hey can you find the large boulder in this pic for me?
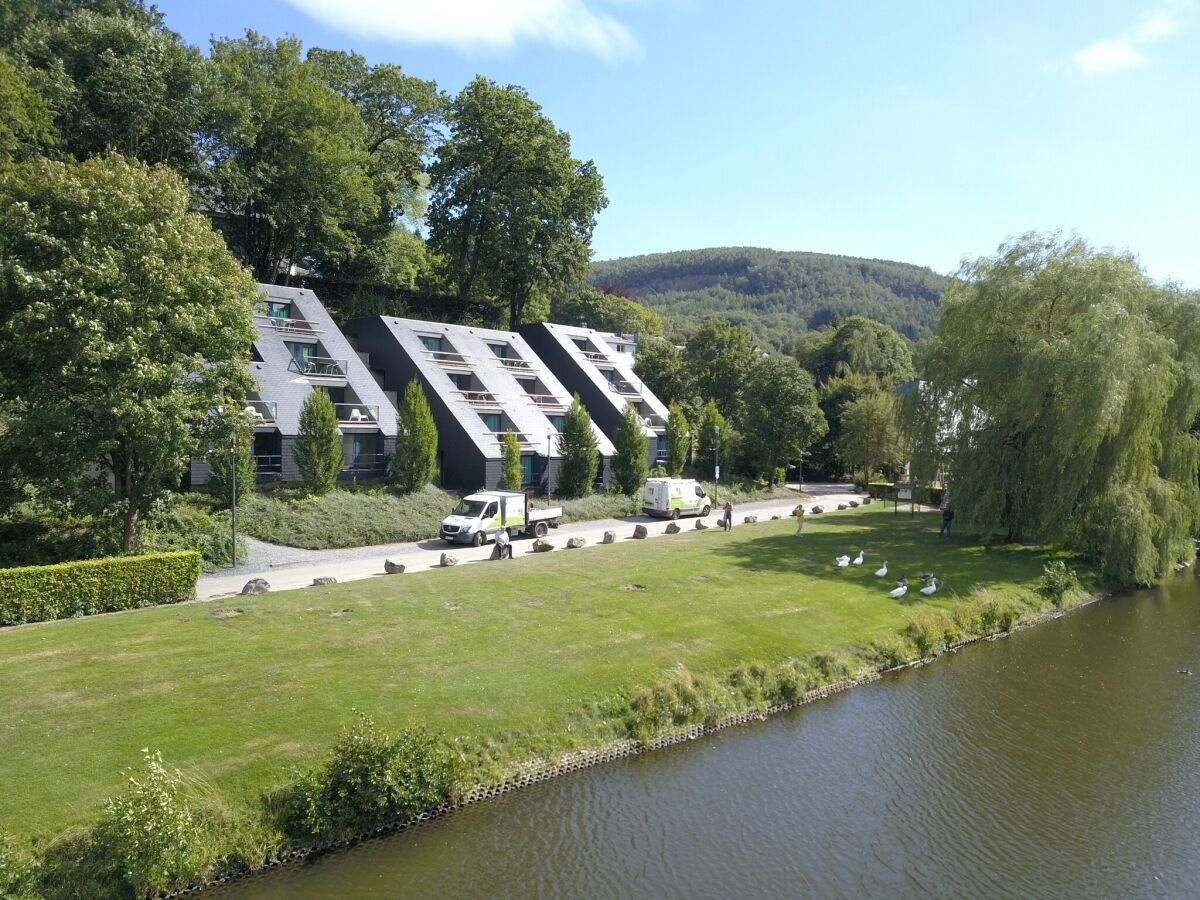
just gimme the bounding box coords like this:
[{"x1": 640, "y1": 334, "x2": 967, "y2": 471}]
[
  {"x1": 665, "y1": 522, "x2": 682, "y2": 534},
  {"x1": 632, "y1": 524, "x2": 649, "y2": 539},
  {"x1": 602, "y1": 530, "x2": 617, "y2": 544},
  {"x1": 440, "y1": 553, "x2": 458, "y2": 567},
  {"x1": 566, "y1": 536, "x2": 586, "y2": 549},
  {"x1": 695, "y1": 519, "x2": 710, "y2": 530},
  {"x1": 312, "y1": 576, "x2": 337, "y2": 586},
  {"x1": 849, "y1": 500, "x2": 860, "y2": 508},
  {"x1": 811, "y1": 506, "x2": 824, "y2": 514},
  {"x1": 532, "y1": 538, "x2": 554, "y2": 553},
  {"x1": 383, "y1": 559, "x2": 405, "y2": 575},
  {"x1": 771, "y1": 515, "x2": 781, "y2": 520},
  {"x1": 240, "y1": 578, "x2": 270, "y2": 595},
  {"x1": 861, "y1": 496, "x2": 873, "y2": 505},
  {"x1": 837, "y1": 503, "x2": 848, "y2": 511},
  {"x1": 743, "y1": 515, "x2": 758, "y2": 524}
]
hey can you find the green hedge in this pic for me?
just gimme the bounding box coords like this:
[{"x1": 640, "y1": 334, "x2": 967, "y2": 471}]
[{"x1": 0, "y1": 552, "x2": 201, "y2": 626}]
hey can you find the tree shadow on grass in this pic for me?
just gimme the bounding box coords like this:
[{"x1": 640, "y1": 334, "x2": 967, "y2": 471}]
[{"x1": 710, "y1": 509, "x2": 1052, "y2": 600}]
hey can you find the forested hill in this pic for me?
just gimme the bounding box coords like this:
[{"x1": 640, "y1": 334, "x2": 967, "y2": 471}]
[{"x1": 590, "y1": 247, "x2": 948, "y2": 343}]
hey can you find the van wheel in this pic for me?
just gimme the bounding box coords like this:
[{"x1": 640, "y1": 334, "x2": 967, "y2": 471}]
[
  {"x1": 472, "y1": 532, "x2": 485, "y2": 548},
  {"x1": 534, "y1": 522, "x2": 548, "y2": 537},
  {"x1": 701, "y1": 505, "x2": 711, "y2": 517},
  {"x1": 671, "y1": 508, "x2": 680, "y2": 520}
]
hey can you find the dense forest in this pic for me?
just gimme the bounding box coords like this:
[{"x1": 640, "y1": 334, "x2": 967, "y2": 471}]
[{"x1": 591, "y1": 247, "x2": 948, "y2": 344}]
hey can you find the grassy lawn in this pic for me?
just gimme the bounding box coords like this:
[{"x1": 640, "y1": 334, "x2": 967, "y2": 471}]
[{"x1": 0, "y1": 506, "x2": 1065, "y2": 840}]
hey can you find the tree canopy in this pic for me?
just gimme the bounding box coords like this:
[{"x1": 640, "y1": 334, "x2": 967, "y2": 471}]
[
  {"x1": 556, "y1": 395, "x2": 599, "y2": 497},
  {"x1": 737, "y1": 355, "x2": 827, "y2": 484},
  {"x1": 612, "y1": 402, "x2": 649, "y2": 496}
]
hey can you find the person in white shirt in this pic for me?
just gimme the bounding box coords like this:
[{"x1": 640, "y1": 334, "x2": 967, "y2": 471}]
[{"x1": 494, "y1": 527, "x2": 512, "y2": 559}]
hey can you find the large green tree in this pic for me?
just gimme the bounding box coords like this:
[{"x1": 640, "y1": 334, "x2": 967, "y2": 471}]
[
  {"x1": 738, "y1": 355, "x2": 827, "y2": 485},
  {"x1": 14, "y1": 10, "x2": 208, "y2": 172},
  {"x1": 428, "y1": 76, "x2": 607, "y2": 326},
  {"x1": 696, "y1": 400, "x2": 733, "y2": 479},
  {"x1": 633, "y1": 336, "x2": 693, "y2": 411},
  {"x1": 911, "y1": 233, "x2": 1200, "y2": 585},
  {"x1": 392, "y1": 378, "x2": 439, "y2": 493},
  {"x1": 556, "y1": 395, "x2": 598, "y2": 498},
  {"x1": 664, "y1": 402, "x2": 691, "y2": 476},
  {"x1": 685, "y1": 319, "x2": 756, "y2": 420},
  {"x1": 837, "y1": 389, "x2": 905, "y2": 483},
  {"x1": 0, "y1": 153, "x2": 257, "y2": 550},
  {"x1": 612, "y1": 402, "x2": 649, "y2": 496},
  {"x1": 201, "y1": 32, "x2": 377, "y2": 283},
  {"x1": 0, "y1": 55, "x2": 54, "y2": 162},
  {"x1": 500, "y1": 430, "x2": 522, "y2": 491},
  {"x1": 551, "y1": 285, "x2": 664, "y2": 336},
  {"x1": 797, "y1": 316, "x2": 914, "y2": 386},
  {"x1": 294, "y1": 391, "x2": 343, "y2": 495}
]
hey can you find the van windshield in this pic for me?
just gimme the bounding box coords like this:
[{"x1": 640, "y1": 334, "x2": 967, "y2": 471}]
[{"x1": 453, "y1": 499, "x2": 488, "y2": 517}]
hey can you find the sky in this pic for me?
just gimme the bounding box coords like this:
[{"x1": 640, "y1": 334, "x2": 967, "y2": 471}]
[{"x1": 157, "y1": 0, "x2": 1199, "y2": 285}]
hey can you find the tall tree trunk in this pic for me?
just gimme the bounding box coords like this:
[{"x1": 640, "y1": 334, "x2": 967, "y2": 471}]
[{"x1": 122, "y1": 506, "x2": 139, "y2": 553}]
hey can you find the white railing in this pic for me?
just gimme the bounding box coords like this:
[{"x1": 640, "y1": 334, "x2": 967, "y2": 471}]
[
  {"x1": 497, "y1": 357, "x2": 533, "y2": 371},
  {"x1": 334, "y1": 403, "x2": 378, "y2": 424},
  {"x1": 490, "y1": 432, "x2": 537, "y2": 448},
  {"x1": 457, "y1": 390, "x2": 499, "y2": 406},
  {"x1": 423, "y1": 349, "x2": 471, "y2": 367},
  {"x1": 254, "y1": 313, "x2": 323, "y2": 336},
  {"x1": 582, "y1": 350, "x2": 610, "y2": 363},
  {"x1": 291, "y1": 357, "x2": 348, "y2": 378},
  {"x1": 527, "y1": 393, "x2": 566, "y2": 409},
  {"x1": 607, "y1": 378, "x2": 640, "y2": 396},
  {"x1": 243, "y1": 400, "x2": 277, "y2": 422}
]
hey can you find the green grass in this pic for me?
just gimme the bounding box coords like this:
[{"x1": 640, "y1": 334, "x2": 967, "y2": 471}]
[{"x1": 0, "y1": 506, "x2": 1077, "y2": 840}]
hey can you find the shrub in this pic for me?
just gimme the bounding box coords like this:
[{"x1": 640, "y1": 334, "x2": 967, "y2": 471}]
[
  {"x1": 771, "y1": 659, "x2": 820, "y2": 703},
  {"x1": 295, "y1": 391, "x2": 343, "y2": 495},
  {"x1": 612, "y1": 402, "x2": 649, "y2": 496},
  {"x1": 0, "y1": 551, "x2": 200, "y2": 626},
  {"x1": 206, "y1": 429, "x2": 256, "y2": 510},
  {"x1": 140, "y1": 498, "x2": 242, "y2": 570},
  {"x1": 500, "y1": 430, "x2": 523, "y2": 492},
  {"x1": 626, "y1": 666, "x2": 732, "y2": 743},
  {"x1": 774, "y1": 466, "x2": 788, "y2": 487},
  {"x1": 557, "y1": 395, "x2": 599, "y2": 498},
  {"x1": 969, "y1": 588, "x2": 1022, "y2": 634},
  {"x1": 291, "y1": 713, "x2": 461, "y2": 839},
  {"x1": 1038, "y1": 559, "x2": 1080, "y2": 608},
  {"x1": 867, "y1": 634, "x2": 917, "y2": 669},
  {"x1": 0, "y1": 830, "x2": 37, "y2": 900}
]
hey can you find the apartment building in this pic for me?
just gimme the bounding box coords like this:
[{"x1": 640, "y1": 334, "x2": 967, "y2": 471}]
[
  {"x1": 343, "y1": 317, "x2": 615, "y2": 493},
  {"x1": 519, "y1": 323, "x2": 669, "y2": 467}
]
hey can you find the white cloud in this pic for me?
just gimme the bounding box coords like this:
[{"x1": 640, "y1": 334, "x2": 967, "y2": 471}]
[
  {"x1": 282, "y1": 0, "x2": 640, "y2": 59},
  {"x1": 1073, "y1": 6, "x2": 1185, "y2": 76}
]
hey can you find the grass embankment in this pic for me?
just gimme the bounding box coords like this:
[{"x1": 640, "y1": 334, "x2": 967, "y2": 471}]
[
  {"x1": 0, "y1": 506, "x2": 1085, "y2": 844},
  {"x1": 238, "y1": 480, "x2": 795, "y2": 549}
]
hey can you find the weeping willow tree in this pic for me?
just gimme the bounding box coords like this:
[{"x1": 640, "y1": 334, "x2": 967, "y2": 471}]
[{"x1": 906, "y1": 233, "x2": 1200, "y2": 586}]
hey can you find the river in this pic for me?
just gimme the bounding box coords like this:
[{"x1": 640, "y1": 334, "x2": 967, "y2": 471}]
[{"x1": 219, "y1": 574, "x2": 1200, "y2": 899}]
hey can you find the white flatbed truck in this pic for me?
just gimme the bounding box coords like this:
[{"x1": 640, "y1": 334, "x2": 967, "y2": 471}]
[{"x1": 440, "y1": 490, "x2": 563, "y2": 546}]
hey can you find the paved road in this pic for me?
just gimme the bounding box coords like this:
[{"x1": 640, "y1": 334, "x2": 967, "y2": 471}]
[{"x1": 198, "y1": 484, "x2": 867, "y2": 600}]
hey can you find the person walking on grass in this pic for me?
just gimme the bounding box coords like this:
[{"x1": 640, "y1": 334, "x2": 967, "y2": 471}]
[
  {"x1": 940, "y1": 506, "x2": 954, "y2": 539},
  {"x1": 722, "y1": 500, "x2": 733, "y2": 532},
  {"x1": 794, "y1": 503, "x2": 806, "y2": 537}
]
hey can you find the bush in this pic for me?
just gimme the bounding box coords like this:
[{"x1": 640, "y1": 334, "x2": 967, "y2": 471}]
[
  {"x1": 291, "y1": 713, "x2": 461, "y2": 839},
  {"x1": 1038, "y1": 559, "x2": 1080, "y2": 608},
  {"x1": 206, "y1": 431, "x2": 256, "y2": 510},
  {"x1": 626, "y1": 666, "x2": 733, "y2": 743},
  {"x1": 294, "y1": 391, "x2": 343, "y2": 496},
  {"x1": 904, "y1": 608, "x2": 960, "y2": 658},
  {"x1": 0, "y1": 551, "x2": 200, "y2": 626},
  {"x1": 0, "y1": 830, "x2": 37, "y2": 900},
  {"x1": 140, "y1": 499, "x2": 243, "y2": 570}
]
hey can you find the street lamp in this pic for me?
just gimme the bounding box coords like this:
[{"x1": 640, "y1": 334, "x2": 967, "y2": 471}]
[
  {"x1": 547, "y1": 433, "x2": 553, "y2": 501},
  {"x1": 215, "y1": 405, "x2": 239, "y2": 568}
]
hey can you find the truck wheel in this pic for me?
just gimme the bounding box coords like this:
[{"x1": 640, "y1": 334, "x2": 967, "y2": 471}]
[
  {"x1": 472, "y1": 531, "x2": 485, "y2": 548},
  {"x1": 534, "y1": 522, "x2": 548, "y2": 537},
  {"x1": 671, "y1": 508, "x2": 680, "y2": 520},
  {"x1": 701, "y1": 504, "x2": 711, "y2": 517}
]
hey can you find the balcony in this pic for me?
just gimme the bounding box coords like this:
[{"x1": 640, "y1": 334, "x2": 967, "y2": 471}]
[
  {"x1": 243, "y1": 400, "x2": 277, "y2": 424},
  {"x1": 496, "y1": 356, "x2": 533, "y2": 371},
  {"x1": 334, "y1": 403, "x2": 379, "y2": 426},
  {"x1": 423, "y1": 349, "x2": 471, "y2": 370},
  {"x1": 345, "y1": 453, "x2": 387, "y2": 471},
  {"x1": 254, "y1": 314, "x2": 323, "y2": 342},
  {"x1": 290, "y1": 356, "x2": 349, "y2": 382},
  {"x1": 491, "y1": 432, "x2": 537, "y2": 448},
  {"x1": 527, "y1": 393, "x2": 566, "y2": 409},
  {"x1": 457, "y1": 389, "x2": 500, "y2": 407},
  {"x1": 252, "y1": 454, "x2": 283, "y2": 474},
  {"x1": 582, "y1": 350, "x2": 610, "y2": 363},
  {"x1": 641, "y1": 413, "x2": 667, "y2": 429},
  {"x1": 607, "y1": 378, "x2": 641, "y2": 397}
]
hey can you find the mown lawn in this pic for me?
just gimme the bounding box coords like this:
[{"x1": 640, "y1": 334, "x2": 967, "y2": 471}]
[{"x1": 0, "y1": 506, "x2": 1065, "y2": 839}]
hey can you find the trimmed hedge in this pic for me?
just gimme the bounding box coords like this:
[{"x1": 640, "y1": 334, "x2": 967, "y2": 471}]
[{"x1": 0, "y1": 552, "x2": 201, "y2": 626}]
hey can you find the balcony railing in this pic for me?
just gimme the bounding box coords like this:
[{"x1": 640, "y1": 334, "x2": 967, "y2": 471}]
[
  {"x1": 252, "y1": 454, "x2": 283, "y2": 474},
  {"x1": 254, "y1": 313, "x2": 323, "y2": 336},
  {"x1": 607, "y1": 379, "x2": 641, "y2": 397},
  {"x1": 641, "y1": 414, "x2": 667, "y2": 429},
  {"x1": 423, "y1": 349, "x2": 470, "y2": 368},
  {"x1": 457, "y1": 390, "x2": 499, "y2": 406},
  {"x1": 290, "y1": 356, "x2": 348, "y2": 378},
  {"x1": 334, "y1": 403, "x2": 378, "y2": 424},
  {"x1": 490, "y1": 432, "x2": 537, "y2": 448},
  {"x1": 582, "y1": 350, "x2": 610, "y2": 363},
  {"x1": 527, "y1": 393, "x2": 566, "y2": 409},
  {"x1": 243, "y1": 400, "x2": 277, "y2": 423},
  {"x1": 345, "y1": 453, "x2": 387, "y2": 470},
  {"x1": 496, "y1": 357, "x2": 533, "y2": 371}
]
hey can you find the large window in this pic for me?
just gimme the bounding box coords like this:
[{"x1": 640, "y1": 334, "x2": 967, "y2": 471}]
[
  {"x1": 656, "y1": 435, "x2": 668, "y2": 459},
  {"x1": 352, "y1": 432, "x2": 379, "y2": 467},
  {"x1": 479, "y1": 412, "x2": 502, "y2": 432},
  {"x1": 548, "y1": 415, "x2": 565, "y2": 433},
  {"x1": 287, "y1": 343, "x2": 314, "y2": 369},
  {"x1": 520, "y1": 454, "x2": 534, "y2": 485},
  {"x1": 420, "y1": 335, "x2": 443, "y2": 352},
  {"x1": 487, "y1": 343, "x2": 506, "y2": 358},
  {"x1": 598, "y1": 368, "x2": 615, "y2": 383}
]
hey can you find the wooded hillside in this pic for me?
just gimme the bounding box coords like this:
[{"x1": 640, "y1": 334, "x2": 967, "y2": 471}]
[{"x1": 591, "y1": 247, "x2": 947, "y2": 343}]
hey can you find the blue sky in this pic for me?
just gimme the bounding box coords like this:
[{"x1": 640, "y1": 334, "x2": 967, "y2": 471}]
[{"x1": 158, "y1": 0, "x2": 1199, "y2": 284}]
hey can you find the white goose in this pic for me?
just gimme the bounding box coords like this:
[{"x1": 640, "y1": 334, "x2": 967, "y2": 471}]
[
  {"x1": 874, "y1": 561, "x2": 888, "y2": 578},
  {"x1": 920, "y1": 578, "x2": 942, "y2": 596},
  {"x1": 852, "y1": 550, "x2": 865, "y2": 567},
  {"x1": 889, "y1": 583, "x2": 908, "y2": 599},
  {"x1": 835, "y1": 555, "x2": 851, "y2": 568}
]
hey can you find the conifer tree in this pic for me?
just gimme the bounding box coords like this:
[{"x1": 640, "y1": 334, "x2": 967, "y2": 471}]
[
  {"x1": 665, "y1": 402, "x2": 691, "y2": 476},
  {"x1": 500, "y1": 430, "x2": 523, "y2": 491},
  {"x1": 295, "y1": 391, "x2": 343, "y2": 495},
  {"x1": 392, "y1": 378, "x2": 439, "y2": 493},
  {"x1": 612, "y1": 402, "x2": 649, "y2": 495},
  {"x1": 556, "y1": 394, "x2": 598, "y2": 498}
]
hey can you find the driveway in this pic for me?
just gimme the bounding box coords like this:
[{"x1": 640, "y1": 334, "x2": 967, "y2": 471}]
[{"x1": 197, "y1": 483, "x2": 867, "y2": 600}]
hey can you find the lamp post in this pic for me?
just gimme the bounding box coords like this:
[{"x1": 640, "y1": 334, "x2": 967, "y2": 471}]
[
  {"x1": 547, "y1": 433, "x2": 553, "y2": 501},
  {"x1": 711, "y1": 426, "x2": 721, "y2": 504},
  {"x1": 230, "y1": 427, "x2": 238, "y2": 568}
]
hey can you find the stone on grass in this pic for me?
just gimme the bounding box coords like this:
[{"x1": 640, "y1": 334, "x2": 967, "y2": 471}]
[
  {"x1": 440, "y1": 553, "x2": 458, "y2": 567},
  {"x1": 771, "y1": 515, "x2": 781, "y2": 520},
  {"x1": 849, "y1": 500, "x2": 860, "y2": 508},
  {"x1": 837, "y1": 503, "x2": 848, "y2": 511},
  {"x1": 695, "y1": 519, "x2": 710, "y2": 530},
  {"x1": 743, "y1": 515, "x2": 758, "y2": 524},
  {"x1": 532, "y1": 538, "x2": 554, "y2": 553},
  {"x1": 811, "y1": 506, "x2": 824, "y2": 514},
  {"x1": 602, "y1": 530, "x2": 617, "y2": 544},
  {"x1": 862, "y1": 497, "x2": 873, "y2": 505},
  {"x1": 632, "y1": 524, "x2": 649, "y2": 539},
  {"x1": 566, "y1": 536, "x2": 586, "y2": 549},
  {"x1": 665, "y1": 522, "x2": 682, "y2": 534},
  {"x1": 383, "y1": 560, "x2": 405, "y2": 575},
  {"x1": 240, "y1": 578, "x2": 270, "y2": 595},
  {"x1": 312, "y1": 576, "x2": 337, "y2": 586}
]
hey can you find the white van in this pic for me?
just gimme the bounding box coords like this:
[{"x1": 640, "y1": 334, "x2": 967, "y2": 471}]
[
  {"x1": 642, "y1": 478, "x2": 711, "y2": 519},
  {"x1": 440, "y1": 490, "x2": 562, "y2": 546}
]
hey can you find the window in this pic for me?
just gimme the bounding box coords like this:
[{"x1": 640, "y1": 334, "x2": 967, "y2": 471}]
[
  {"x1": 573, "y1": 339, "x2": 589, "y2": 351},
  {"x1": 450, "y1": 372, "x2": 472, "y2": 390},
  {"x1": 599, "y1": 368, "x2": 615, "y2": 383},
  {"x1": 516, "y1": 378, "x2": 536, "y2": 394},
  {"x1": 656, "y1": 435, "x2": 668, "y2": 459},
  {"x1": 352, "y1": 432, "x2": 378, "y2": 466},
  {"x1": 288, "y1": 343, "x2": 314, "y2": 369},
  {"x1": 483, "y1": 502, "x2": 497, "y2": 520},
  {"x1": 259, "y1": 300, "x2": 290, "y2": 320},
  {"x1": 420, "y1": 335, "x2": 443, "y2": 352},
  {"x1": 520, "y1": 455, "x2": 534, "y2": 485},
  {"x1": 548, "y1": 415, "x2": 565, "y2": 433},
  {"x1": 487, "y1": 343, "x2": 506, "y2": 358},
  {"x1": 480, "y1": 413, "x2": 502, "y2": 432}
]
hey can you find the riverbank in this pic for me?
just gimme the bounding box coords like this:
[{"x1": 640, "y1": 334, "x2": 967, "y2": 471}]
[{"x1": 0, "y1": 506, "x2": 1094, "y2": 896}]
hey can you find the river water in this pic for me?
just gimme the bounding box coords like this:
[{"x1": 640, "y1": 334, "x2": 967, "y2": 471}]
[{"x1": 222, "y1": 575, "x2": 1200, "y2": 899}]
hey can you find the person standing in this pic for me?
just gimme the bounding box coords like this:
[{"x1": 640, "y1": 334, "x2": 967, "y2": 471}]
[
  {"x1": 722, "y1": 501, "x2": 733, "y2": 532},
  {"x1": 794, "y1": 503, "x2": 806, "y2": 537},
  {"x1": 939, "y1": 506, "x2": 954, "y2": 539}
]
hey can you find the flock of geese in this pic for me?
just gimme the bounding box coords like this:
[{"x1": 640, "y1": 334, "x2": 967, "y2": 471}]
[{"x1": 834, "y1": 551, "x2": 943, "y2": 599}]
